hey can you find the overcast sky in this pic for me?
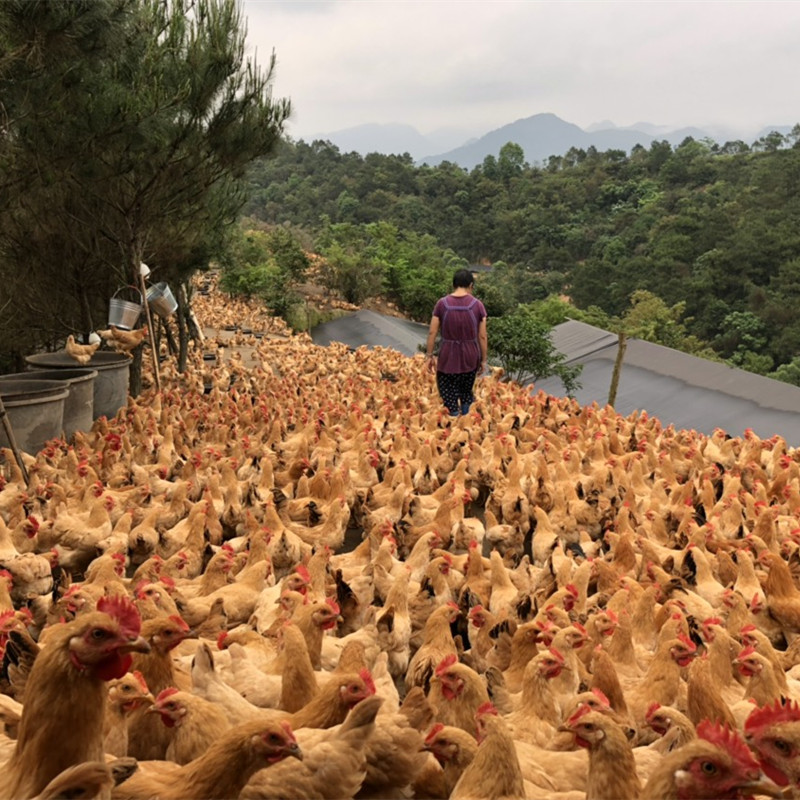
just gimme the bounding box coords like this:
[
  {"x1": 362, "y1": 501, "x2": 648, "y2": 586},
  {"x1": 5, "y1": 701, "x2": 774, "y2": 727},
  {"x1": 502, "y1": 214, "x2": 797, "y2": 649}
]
[{"x1": 241, "y1": 0, "x2": 799, "y2": 142}]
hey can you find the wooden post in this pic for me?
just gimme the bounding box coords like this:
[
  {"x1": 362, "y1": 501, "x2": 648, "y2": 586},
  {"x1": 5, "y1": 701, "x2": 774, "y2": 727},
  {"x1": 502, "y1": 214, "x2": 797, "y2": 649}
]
[
  {"x1": 608, "y1": 331, "x2": 627, "y2": 407},
  {"x1": 0, "y1": 395, "x2": 30, "y2": 486},
  {"x1": 139, "y1": 270, "x2": 161, "y2": 392}
]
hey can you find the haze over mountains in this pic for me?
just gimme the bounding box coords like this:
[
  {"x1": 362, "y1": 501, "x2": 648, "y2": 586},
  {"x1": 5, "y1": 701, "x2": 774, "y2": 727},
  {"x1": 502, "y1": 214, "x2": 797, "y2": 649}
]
[{"x1": 303, "y1": 113, "x2": 794, "y2": 170}]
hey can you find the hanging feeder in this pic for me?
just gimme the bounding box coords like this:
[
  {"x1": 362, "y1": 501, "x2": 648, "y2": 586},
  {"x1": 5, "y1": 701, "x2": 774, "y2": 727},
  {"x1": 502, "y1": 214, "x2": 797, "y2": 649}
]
[
  {"x1": 146, "y1": 282, "x2": 178, "y2": 318},
  {"x1": 108, "y1": 286, "x2": 143, "y2": 330}
]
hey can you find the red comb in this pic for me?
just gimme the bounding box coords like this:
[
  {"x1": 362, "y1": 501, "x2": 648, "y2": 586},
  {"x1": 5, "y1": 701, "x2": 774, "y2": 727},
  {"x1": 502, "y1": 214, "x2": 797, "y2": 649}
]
[
  {"x1": 566, "y1": 703, "x2": 593, "y2": 726},
  {"x1": 565, "y1": 583, "x2": 579, "y2": 597},
  {"x1": 155, "y1": 687, "x2": 180, "y2": 704},
  {"x1": 425, "y1": 722, "x2": 445, "y2": 744},
  {"x1": 295, "y1": 565, "x2": 311, "y2": 582},
  {"x1": 217, "y1": 631, "x2": 229, "y2": 650},
  {"x1": 745, "y1": 699, "x2": 800, "y2": 733},
  {"x1": 697, "y1": 720, "x2": 759, "y2": 771},
  {"x1": 591, "y1": 688, "x2": 610, "y2": 706},
  {"x1": 645, "y1": 702, "x2": 662, "y2": 720},
  {"x1": 97, "y1": 595, "x2": 141, "y2": 639},
  {"x1": 677, "y1": 632, "x2": 697, "y2": 651},
  {"x1": 325, "y1": 597, "x2": 340, "y2": 615},
  {"x1": 279, "y1": 719, "x2": 297, "y2": 743},
  {"x1": 548, "y1": 646, "x2": 565, "y2": 663},
  {"x1": 132, "y1": 670, "x2": 149, "y2": 693},
  {"x1": 476, "y1": 702, "x2": 498, "y2": 718},
  {"x1": 436, "y1": 654, "x2": 458, "y2": 676},
  {"x1": 703, "y1": 617, "x2": 722, "y2": 627},
  {"x1": 168, "y1": 614, "x2": 190, "y2": 632},
  {"x1": 0, "y1": 570, "x2": 13, "y2": 582},
  {"x1": 737, "y1": 645, "x2": 757, "y2": 659},
  {"x1": 359, "y1": 668, "x2": 377, "y2": 695}
]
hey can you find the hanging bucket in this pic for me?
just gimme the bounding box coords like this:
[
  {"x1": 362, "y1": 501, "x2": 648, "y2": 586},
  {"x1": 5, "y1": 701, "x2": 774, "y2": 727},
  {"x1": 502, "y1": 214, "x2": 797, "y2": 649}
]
[
  {"x1": 108, "y1": 286, "x2": 143, "y2": 331},
  {"x1": 146, "y1": 282, "x2": 178, "y2": 318}
]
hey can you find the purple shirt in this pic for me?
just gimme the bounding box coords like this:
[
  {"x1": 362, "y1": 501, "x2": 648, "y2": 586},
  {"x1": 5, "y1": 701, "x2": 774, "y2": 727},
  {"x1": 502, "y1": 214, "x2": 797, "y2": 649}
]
[{"x1": 433, "y1": 294, "x2": 487, "y2": 374}]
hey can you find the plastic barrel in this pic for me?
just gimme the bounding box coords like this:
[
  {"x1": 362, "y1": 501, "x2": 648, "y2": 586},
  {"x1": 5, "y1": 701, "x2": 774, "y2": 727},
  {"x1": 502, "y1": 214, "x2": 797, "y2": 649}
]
[
  {"x1": 0, "y1": 379, "x2": 69, "y2": 454},
  {"x1": 25, "y1": 352, "x2": 130, "y2": 420},
  {"x1": 1, "y1": 368, "x2": 97, "y2": 439}
]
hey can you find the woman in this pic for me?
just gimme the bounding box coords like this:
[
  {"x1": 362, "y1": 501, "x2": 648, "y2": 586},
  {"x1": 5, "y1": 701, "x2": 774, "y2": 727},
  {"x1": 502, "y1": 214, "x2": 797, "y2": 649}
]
[{"x1": 425, "y1": 268, "x2": 488, "y2": 416}]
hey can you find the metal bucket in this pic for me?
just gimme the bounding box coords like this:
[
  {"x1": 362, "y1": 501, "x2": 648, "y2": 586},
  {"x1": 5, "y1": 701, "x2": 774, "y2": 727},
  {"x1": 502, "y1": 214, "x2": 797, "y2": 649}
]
[
  {"x1": 146, "y1": 282, "x2": 178, "y2": 318},
  {"x1": 109, "y1": 286, "x2": 143, "y2": 331}
]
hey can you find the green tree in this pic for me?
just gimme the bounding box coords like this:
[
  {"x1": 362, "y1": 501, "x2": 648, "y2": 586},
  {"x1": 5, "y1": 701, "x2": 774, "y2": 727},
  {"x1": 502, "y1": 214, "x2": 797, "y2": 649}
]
[
  {"x1": 0, "y1": 0, "x2": 290, "y2": 384},
  {"x1": 489, "y1": 305, "x2": 582, "y2": 394}
]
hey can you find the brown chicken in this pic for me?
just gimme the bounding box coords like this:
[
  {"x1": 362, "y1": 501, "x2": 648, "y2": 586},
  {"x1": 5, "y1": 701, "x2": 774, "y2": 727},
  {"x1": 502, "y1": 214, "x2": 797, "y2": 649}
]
[
  {"x1": 744, "y1": 699, "x2": 800, "y2": 790},
  {"x1": 150, "y1": 686, "x2": 232, "y2": 764},
  {"x1": 428, "y1": 654, "x2": 491, "y2": 734},
  {"x1": 241, "y1": 695, "x2": 382, "y2": 800},
  {"x1": 641, "y1": 719, "x2": 782, "y2": 799},
  {"x1": 0, "y1": 595, "x2": 149, "y2": 800},
  {"x1": 450, "y1": 703, "x2": 525, "y2": 800},
  {"x1": 560, "y1": 705, "x2": 641, "y2": 800},
  {"x1": 97, "y1": 325, "x2": 149, "y2": 357},
  {"x1": 64, "y1": 334, "x2": 100, "y2": 365},
  {"x1": 110, "y1": 717, "x2": 303, "y2": 800},
  {"x1": 126, "y1": 614, "x2": 195, "y2": 760}
]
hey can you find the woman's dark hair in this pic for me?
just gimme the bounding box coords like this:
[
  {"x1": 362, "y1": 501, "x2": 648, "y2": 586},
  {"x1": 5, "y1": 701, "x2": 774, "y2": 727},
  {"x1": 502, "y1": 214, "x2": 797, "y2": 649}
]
[{"x1": 452, "y1": 268, "x2": 474, "y2": 288}]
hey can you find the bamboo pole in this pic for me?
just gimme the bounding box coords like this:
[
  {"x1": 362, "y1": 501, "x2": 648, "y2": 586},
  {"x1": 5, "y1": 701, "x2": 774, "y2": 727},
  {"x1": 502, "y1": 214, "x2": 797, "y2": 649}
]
[
  {"x1": 139, "y1": 269, "x2": 161, "y2": 392},
  {"x1": 0, "y1": 395, "x2": 30, "y2": 486}
]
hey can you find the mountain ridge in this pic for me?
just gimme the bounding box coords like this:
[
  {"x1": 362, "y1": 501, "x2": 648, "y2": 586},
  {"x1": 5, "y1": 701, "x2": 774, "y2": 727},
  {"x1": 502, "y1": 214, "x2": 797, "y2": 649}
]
[{"x1": 302, "y1": 113, "x2": 794, "y2": 169}]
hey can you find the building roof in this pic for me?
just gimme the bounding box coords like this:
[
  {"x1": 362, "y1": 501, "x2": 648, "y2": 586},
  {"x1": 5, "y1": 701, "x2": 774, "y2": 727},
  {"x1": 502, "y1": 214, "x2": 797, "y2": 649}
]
[
  {"x1": 534, "y1": 320, "x2": 800, "y2": 446},
  {"x1": 310, "y1": 311, "x2": 800, "y2": 447}
]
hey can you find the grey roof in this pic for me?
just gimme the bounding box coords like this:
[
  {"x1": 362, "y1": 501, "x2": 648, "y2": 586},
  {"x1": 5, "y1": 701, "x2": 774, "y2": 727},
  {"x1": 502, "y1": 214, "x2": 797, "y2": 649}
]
[
  {"x1": 310, "y1": 312, "x2": 800, "y2": 447},
  {"x1": 311, "y1": 309, "x2": 428, "y2": 357},
  {"x1": 535, "y1": 320, "x2": 800, "y2": 446}
]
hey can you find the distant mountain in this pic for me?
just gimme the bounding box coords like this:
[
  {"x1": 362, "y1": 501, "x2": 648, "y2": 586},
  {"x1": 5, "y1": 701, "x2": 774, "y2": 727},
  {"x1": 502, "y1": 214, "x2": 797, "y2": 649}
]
[
  {"x1": 304, "y1": 122, "x2": 479, "y2": 162},
  {"x1": 420, "y1": 113, "x2": 656, "y2": 169},
  {"x1": 305, "y1": 114, "x2": 796, "y2": 170}
]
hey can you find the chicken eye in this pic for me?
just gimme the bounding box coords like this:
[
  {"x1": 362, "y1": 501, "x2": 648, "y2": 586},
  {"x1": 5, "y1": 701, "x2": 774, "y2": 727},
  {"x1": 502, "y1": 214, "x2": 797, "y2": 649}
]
[
  {"x1": 268, "y1": 733, "x2": 283, "y2": 744},
  {"x1": 774, "y1": 739, "x2": 790, "y2": 754},
  {"x1": 700, "y1": 761, "x2": 718, "y2": 775},
  {"x1": 91, "y1": 628, "x2": 109, "y2": 640}
]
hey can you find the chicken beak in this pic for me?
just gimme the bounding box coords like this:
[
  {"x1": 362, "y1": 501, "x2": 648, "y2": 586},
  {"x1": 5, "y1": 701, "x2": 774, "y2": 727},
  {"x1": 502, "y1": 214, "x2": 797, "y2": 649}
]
[
  {"x1": 119, "y1": 636, "x2": 150, "y2": 655},
  {"x1": 739, "y1": 774, "x2": 787, "y2": 798},
  {"x1": 286, "y1": 742, "x2": 303, "y2": 761}
]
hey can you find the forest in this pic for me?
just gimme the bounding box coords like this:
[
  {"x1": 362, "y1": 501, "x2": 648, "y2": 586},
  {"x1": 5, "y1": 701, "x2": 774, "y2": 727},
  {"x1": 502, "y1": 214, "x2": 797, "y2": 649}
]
[{"x1": 239, "y1": 131, "x2": 800, "y2": 384}]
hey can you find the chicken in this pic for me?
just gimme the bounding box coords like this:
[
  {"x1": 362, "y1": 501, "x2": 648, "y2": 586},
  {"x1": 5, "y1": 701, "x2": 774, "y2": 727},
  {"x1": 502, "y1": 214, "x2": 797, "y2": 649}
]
[
  {"x1": 428, "y1": 654, "x2": 491, "y2": 734},
  {"x1": 744, "y1": 699, "x2": 800, "y2": 789},
  {"x1": 150, "y1": 686, "x2": 232, "y2": 764},
  {"x1": 98, "y1": 325, "x2": 149, "y2": 357},
  {"x1": 641, "y1": 719, "x2": 782, "y2": 799},
  {"x1": 32, "y1": 761, "x2": 115, "y2": 800},
  {"x1": 110, "y1": 717, "x2": 303, "y2": 800},
  {"x1": 450, "y1": 703, "x2": 525, "y2": 800},
  {"x1": 406, "y1": 601, "x2": 460, "y2": 694},
  {"x1": 760, "y1": 550, "x2": 800, "y2": 639},
  {"x1": 126, "y1": 614, "x2": 195, "y2": 760},
  {"x1": 0, "y1": 595, "x2": 149, "y2": 800},
  {"x1": 241, "y1": 696, "x2": 382, "y2": 800},
  {"x1": 104, "y1": 670, "x2": 155, "y2": 757},
  {"x1": 65, "y1": 334, "x2": 100, "y2": 365},
  {"x1": 559, "y1": 705, "x2": 641, "y2": 800}
]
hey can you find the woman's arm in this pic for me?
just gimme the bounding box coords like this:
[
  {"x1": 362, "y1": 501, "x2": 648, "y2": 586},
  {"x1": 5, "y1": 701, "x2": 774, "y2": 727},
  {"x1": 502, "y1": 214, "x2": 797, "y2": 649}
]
[
  {"x1": 478, "y1": 317, "x2": 488, "y2": 370},
  {"x1": 426, "y1": 316, "x2": 440, "y2": 372}
]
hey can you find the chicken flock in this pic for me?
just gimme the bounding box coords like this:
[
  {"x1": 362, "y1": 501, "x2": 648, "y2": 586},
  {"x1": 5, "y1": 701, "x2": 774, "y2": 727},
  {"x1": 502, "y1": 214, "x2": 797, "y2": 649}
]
[{"x1": 3, "y1": 277, "x2": 800, "y2": 799}]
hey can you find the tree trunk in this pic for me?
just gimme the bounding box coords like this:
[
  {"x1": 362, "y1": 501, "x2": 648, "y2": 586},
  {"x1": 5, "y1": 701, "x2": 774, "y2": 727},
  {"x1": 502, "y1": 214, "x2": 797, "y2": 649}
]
[
  {"x1": 607, "y1": 332, "x2": 627, "y2": 407},
  {"x1": 177, "y1": 284, "x2": 189, "y2": 373}
]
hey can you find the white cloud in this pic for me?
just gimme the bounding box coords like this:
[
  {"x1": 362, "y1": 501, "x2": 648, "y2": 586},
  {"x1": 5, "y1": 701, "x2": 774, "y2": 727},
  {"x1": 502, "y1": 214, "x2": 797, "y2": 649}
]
[{"x1": 242, "y1": 0, "x2": 800, "y2": 140}]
